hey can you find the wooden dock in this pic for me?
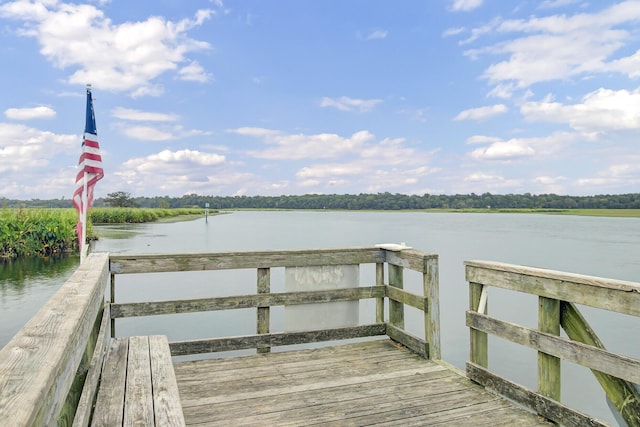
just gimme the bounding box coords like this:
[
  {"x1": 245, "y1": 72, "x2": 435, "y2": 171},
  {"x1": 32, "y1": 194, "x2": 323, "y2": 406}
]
[
  {"x1": 0, "y1": 247, "x2": 639, "y2": 426},
  {"x1": 174, "y1": 339, "x2": 550, "y2": 426}
]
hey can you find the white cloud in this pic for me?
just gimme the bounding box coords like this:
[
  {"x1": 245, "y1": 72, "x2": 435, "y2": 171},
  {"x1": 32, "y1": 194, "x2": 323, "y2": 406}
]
[
  {"x1": 121, "y1": 124, "x2": 211, "y2": 141},
  {"x1": 362, "y1": 29, "x2": 388, "y2": 40},
  {"x1": 464, "y1": 172, "x2": 503, "y2": 182},
  {"x1": 577, "y1": 159, "x2": 640, "y2": 189},
  {"x1": 450, "y1": 0, "x2": 483, "y2": 12},
  {"x1": 0, "y1": 2, "x2": 214, "y2": 95},
  {"x1": 454, "y1": 104, "x2": 508, "y2": 121},
  {"x1": 319, "y1": 96, "x2": 382, "y2": 113},
  {"x1": 521, "y1": 87, "x2": 640, "y2": 132},
  {"x1": 470, "y1": 140, "x2": 535, "y2": 160},
  {"x1": 443, "y1": 27, "x2": 465, "y2": 37},
  {"x1": 465, "y1": 135, "x2": 502, "y2": 144},
  {"x1": 464, "y1": 2, "x2": 640, "y2": 91},
  {"x1": 178, "y1": 60, "x2": 213, "y2": 83},
  {"x1": 538, "y1": 0, "x2": 580, "y2": 9},
  {"x1": 111, "y1": 107, "x2": 179, "y2": 122},
  {"x1": 0, "y1": 122, "x2": 79, "y2": 197},
  {"x1": 227, "y1": 127, "x2": 281, "y2": 137},
  {"x1": 533, "y1": 175, "x2": 566, "y2": 185},
  {"x1": 5, "y1": 106, "x2": 56, "y2": 120},
  {"x1": 249, "y1": 130, "x2": 374, "y2": 160},
  {"x1": 468, "y1": 131, "x2": 579, "y2": 161},
  {"x1": 123, "y1": 126, "x2": 175, "y2": 141}
]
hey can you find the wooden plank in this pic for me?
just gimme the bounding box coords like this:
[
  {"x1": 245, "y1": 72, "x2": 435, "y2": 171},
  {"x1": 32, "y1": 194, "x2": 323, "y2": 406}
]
[
  {"x1": 175, "y1": 340, "x2": 547, "y2": 426},
  {"x1": 465, "y1": 261, "x2": 640, "y2": 317},
  {"x1": 467, "y1": 362, "x2": 607, "y2": 427},
  {"x1": 386, "y1": 324, "x2": 429, "y2": 358},
  {"x1": 469, "y1": 282, "x2": 488, "y2": 368},
  {"x1": 110, "y1": 247, "x2": 384, "y2": 274},
  {"x1": 538, "y1": 296, "x2": 560, "y2": 401},
  {"x1": 110, "y1": 286, "x2": 384, "y2": 318},
  {"x1": 182, "y1": 370, "x2": 462, "y2": 425},
  {"x1": 91, "y1": 338, "x2": 129, "y2": 427},
  {"x1": 0, "y1": 252, "x2": 109, "y2": 427},
  {"x1": 375, "y1": 263, "x2": 384, "y2": 323},
  {"x1": 124, "y1": 336, "x2": 154, "y2": 426},
  {"x1": 385, "y1": 285, "x2": 426, "y2": 311},
  {"x1": 73, "y1": 304, "x2": 111, "y2": 427},
  {"x1": 148, "y1": 335, "x2": 186, "y2": 427},
  {"x1": 388, "y1": 264, "x2": 404, "y2": 329},
  {"x1": 424, "y1": 255, "x2": 441, "y2": 360},
  {"x1": 561, "y1": 302, "x2": 640, "y2": 427},
  {"x1": 257, "y1": 268, "x2": 270, "y2": 354},
  {"x1": 169, "y1": 323, "x2": 386, "y2": 356},
  {"x1": 174, "y1": 339, "x2": 400, "y2": 376},
  {"x1": 384, "y1": 249, "x2": 438, "y2": 272},
  {"x1": 466, "y1": 311, "x2": 640, "y2": 384}
]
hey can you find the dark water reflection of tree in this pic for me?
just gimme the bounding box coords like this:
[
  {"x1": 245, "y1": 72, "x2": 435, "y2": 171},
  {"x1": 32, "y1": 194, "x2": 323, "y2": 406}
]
[{"x1": 0, "y1": 255, "x2": 78, "y2": 292}]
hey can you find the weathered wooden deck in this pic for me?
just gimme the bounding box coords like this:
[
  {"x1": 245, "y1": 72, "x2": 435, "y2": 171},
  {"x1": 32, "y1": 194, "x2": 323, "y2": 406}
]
[
  {"x1": 173, "y1": 339, "x2": 550, "y2": 426},
  {"x1": 2, "y1": 247, "x2": 638, "y2": 426}
]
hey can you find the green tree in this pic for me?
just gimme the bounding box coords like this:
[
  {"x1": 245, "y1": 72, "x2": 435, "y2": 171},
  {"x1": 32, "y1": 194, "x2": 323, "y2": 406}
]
[{"x1": 104, "y1": 191, "x2": 137, "y2": 207}]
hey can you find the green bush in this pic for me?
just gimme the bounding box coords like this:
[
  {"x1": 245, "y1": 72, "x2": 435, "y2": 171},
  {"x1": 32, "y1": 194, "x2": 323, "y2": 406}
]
[{"x1": 0, "y1": 208, "x2": 79, "y2": 258}]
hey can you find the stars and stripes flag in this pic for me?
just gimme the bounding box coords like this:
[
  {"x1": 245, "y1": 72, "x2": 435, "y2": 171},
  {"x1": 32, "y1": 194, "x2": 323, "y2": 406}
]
[{"x1": 72, "y1": 86, "x2": 104, "y2": 262}]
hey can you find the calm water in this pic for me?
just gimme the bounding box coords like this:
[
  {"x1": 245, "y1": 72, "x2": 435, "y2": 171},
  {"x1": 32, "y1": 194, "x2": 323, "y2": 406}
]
[{"x1": 1, "y1": 211, "x2": 639, "y2": 425}]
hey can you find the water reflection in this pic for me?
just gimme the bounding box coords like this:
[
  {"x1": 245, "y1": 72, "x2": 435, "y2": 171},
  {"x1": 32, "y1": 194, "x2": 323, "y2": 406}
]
[
  {"x1": 0, "y1": 255, "x2": 78, "y2": 292},
  {"x1": 0, "y1": 255, "x2": 78, "y2": 347}
]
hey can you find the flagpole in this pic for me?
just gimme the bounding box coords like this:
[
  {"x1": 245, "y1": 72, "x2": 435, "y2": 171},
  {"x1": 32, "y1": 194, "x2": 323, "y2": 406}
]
[{"x1": 81, "y1": 169, "x2": 88, "y2": 264}]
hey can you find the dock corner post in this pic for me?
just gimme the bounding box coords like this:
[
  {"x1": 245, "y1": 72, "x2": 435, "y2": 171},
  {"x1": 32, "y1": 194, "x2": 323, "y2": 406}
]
[
  {"x1": 257, "y1": 267, "x2": 271, "y2": 354},
  {"x1": 388, "y1": 263, "x2": 404, "y2": 330},
  {"x1": 538, "y1": 296, "x2": 561, "y2": 401},
  {"x1": 110, "y1": 272, "x2": 116, "y2": 338},
  {"x1": 469, "y1": 282, "x2": 488, "y2": 368},
  {"x1": 375, "y1": 262, "x2": 385, "y2": 324},
  {"x1": 423, "y1": 255, "x2": 441, "y2": 360}
]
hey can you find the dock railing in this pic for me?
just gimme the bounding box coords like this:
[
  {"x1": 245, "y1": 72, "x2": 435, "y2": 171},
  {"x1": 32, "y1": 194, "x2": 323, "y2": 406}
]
[
  {"x1": 465, "y1": 260, "x2": 640, "y2": 427},
  {"x1": 0, "y1": 247, "x2": 440, "y2": 426},
  {"x1": 108, "y1": 246, "x2": 441, "y2": 360},
  {"x1": 0, "y1": 253, "x2": 110, "y2": 427}
]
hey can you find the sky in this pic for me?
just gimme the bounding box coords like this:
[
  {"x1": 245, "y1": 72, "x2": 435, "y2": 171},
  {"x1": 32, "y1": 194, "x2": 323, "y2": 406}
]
[{"x1": 1, "y1": 0, "x2": 639, "y2": 200}]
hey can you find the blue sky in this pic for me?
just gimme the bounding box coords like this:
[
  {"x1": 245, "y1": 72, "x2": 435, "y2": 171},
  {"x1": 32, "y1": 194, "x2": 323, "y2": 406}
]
[{"x1": 1, "y1": 0, "x2": 639, "y2": 199}]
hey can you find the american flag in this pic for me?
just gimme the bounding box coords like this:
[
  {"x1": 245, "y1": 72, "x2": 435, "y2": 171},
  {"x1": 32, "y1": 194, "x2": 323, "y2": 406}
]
[{"x1": 72, "y1": 86, "x2": 104, "y2": 258}]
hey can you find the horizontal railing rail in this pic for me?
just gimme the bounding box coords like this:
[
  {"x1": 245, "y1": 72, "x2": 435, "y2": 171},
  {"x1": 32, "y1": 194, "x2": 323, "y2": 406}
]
[
  {"x1": 465, "y1": 260, "x2": 640, "y2": 427},
  {"x1": 109, "y1": 246, "x2": 441, "y2": 360},
  {"x1": 0, "y1": 253, "x2": 110, "y2": 427}
]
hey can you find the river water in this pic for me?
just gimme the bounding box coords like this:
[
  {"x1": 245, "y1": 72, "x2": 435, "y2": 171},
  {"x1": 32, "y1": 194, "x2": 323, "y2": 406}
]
[{"x1": 1, "y1": 211, "x2": 639, "y2": 425}]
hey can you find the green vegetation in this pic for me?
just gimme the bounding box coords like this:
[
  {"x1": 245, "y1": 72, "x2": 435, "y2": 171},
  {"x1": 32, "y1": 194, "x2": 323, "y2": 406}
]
[
  {"x1": 89, "y1": 207, "x2": 204, "y2": 224},
  {"x1": 103, "y1": 191, "x2": 137, "y2": 207},
  {"x1": 2, "y1": 192, "x2": 640, "y2": 211},
  {"x1": 0, "y1": 209, "x2": 79, "y2": 259},
  {"x1": 1, "y1": 207, "x2": 206, "y2": 259}
]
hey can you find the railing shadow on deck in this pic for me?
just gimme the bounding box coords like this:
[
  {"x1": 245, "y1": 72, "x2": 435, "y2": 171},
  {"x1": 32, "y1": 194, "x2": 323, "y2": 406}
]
[{"x1": 465, "y1": 260, "x2": 640, "y2": 427}]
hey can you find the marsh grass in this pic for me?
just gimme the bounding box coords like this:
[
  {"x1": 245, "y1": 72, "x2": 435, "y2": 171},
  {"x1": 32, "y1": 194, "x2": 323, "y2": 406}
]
[{"x1": 1, "y1": 207, "x2": 205, "y2": 258}]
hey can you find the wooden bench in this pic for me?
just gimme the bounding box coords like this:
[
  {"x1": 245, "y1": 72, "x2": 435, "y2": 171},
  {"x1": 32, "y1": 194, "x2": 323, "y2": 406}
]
[{"x1": 91, "y1": 335, "x2": 186, "y2": 426}]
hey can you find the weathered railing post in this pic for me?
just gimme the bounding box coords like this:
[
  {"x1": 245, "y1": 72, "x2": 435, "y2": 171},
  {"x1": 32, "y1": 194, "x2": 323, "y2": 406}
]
[
  {"x1": 110, "y1": 272, "x2": 116, "y2": 338},
  {"x1": 375, "y1": 262, "x2": 384, "y2": 323},
  {"x1": 469, "y1": 282, "x2": 488, "y2": 368},
  {"x1": 538, "y1": 296, "x2": 561, "y2": 401},
  {"x1": 423, "y1": 255, "x2": 441, "y2": 359},
  {"x1": 257, "y1": 267, "x2": 270, "y2": 354},
  {"x1": 388, "y1": 263, "x2": 404, "y2": 329}
]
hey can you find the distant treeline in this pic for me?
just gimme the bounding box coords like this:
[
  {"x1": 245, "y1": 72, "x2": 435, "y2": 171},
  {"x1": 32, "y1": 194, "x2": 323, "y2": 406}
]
[{"x1": 3, "y1": 192, "x2": 640, "y2": 210}]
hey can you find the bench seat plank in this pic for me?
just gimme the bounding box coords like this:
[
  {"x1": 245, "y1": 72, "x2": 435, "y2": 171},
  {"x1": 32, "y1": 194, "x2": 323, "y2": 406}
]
[
  {"x1": 91, "y1": 336, "x2": 185, "y2": 427},
  {"x1": 124, "y1": 336, "x2": 154, "y2": 426},
  {"x1": 91, "y1": 339, "x2": 128, "y2": 426},
  {"x1": 150, "y1": 335, "x2": 187, "y2": 426}
]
